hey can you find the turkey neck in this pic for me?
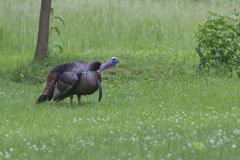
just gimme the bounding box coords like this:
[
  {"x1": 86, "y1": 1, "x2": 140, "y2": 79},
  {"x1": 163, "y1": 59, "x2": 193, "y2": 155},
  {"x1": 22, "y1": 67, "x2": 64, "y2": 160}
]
[{"x1": 99, "y1": 62, "x2": 112, "y2": 73}]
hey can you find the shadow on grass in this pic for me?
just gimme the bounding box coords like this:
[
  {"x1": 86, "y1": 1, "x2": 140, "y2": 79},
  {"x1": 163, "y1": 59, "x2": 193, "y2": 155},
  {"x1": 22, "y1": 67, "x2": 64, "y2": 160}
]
[{"x1": 35, "y1": 100, "x2": 100, "y2": 109}]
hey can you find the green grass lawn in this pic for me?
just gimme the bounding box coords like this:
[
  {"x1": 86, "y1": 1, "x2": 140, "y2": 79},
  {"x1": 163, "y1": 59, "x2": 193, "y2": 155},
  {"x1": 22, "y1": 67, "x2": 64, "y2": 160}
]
[
  {"x1": 1, "y1": 0, "x2": 240, "y2": 159},
  {"x1": 1, "y1": 69, "x2": 240, "y2": 159}
]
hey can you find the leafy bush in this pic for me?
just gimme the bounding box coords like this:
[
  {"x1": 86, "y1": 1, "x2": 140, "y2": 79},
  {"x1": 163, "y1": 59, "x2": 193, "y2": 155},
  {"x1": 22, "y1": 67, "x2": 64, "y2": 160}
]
[{"x1": 195, "y1": 10, "x2": 240, "y2": 76}]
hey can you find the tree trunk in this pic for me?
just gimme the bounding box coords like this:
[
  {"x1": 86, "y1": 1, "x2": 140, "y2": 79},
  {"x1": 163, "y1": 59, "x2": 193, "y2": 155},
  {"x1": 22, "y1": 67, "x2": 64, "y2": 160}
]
[{"x1": 34, "y1": 0, "x2": 52, "y2": 60}]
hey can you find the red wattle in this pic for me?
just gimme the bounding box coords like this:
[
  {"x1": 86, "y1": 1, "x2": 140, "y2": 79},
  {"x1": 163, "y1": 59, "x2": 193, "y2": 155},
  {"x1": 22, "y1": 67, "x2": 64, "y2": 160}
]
[{"x1": 96, "y1": 69, "x2": 100, "y2": 73}]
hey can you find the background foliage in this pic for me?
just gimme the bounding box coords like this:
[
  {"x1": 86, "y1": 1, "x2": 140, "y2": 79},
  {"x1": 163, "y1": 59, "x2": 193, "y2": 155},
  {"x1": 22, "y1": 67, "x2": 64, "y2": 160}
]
[{"x1": 196, "y1": 10, "x2": 240, "y2": 76}]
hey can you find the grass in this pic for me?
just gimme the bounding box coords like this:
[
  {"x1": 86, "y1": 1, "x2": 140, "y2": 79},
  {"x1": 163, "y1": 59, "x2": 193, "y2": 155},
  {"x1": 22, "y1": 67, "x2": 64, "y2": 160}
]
[
  {"x1": 1, "y1": 71, "x2": 240, "y2": 159},
  {"x1": 1, "y1": 0, "x2": 240, "y2": 159}
]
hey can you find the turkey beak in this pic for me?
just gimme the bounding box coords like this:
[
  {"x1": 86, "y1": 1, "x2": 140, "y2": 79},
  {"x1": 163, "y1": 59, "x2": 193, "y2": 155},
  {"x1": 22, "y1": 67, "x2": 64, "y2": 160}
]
[
  {"x1": 114, "y1": 58, "x2": 120, "y2": 65},
  {"x1": 116, "y1": 59, "x2": 120, "y2": 64}
]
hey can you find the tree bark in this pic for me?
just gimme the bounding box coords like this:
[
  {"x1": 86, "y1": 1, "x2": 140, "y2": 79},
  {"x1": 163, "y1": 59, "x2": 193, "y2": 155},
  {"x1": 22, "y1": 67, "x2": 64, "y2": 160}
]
[{"x1": 34, "y1": 0, "x2": 52, "y2": 60}]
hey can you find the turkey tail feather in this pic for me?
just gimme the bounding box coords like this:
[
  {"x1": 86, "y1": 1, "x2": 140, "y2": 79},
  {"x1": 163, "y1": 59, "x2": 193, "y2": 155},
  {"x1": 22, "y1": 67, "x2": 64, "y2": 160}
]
[{"x1": 36, "y1": 73, "x2": 58, "y2": 103}]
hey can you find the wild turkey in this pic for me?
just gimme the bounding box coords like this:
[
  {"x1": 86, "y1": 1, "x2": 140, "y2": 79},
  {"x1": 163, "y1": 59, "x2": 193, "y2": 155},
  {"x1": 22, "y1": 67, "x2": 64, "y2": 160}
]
[
  {"x1": 37, "y1": 57, "x2": 120, "y2": 103},
  {"x1": 53, "y1": 71, "x2": 102, "y2": 104}
]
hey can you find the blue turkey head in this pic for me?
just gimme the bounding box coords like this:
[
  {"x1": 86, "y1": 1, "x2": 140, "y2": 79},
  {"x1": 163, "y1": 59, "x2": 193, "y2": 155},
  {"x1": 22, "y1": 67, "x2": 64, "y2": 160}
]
[
  {"x1": 110, "y1": 57, "x2": 120, "y2": 66},
  {"x1": 99, "y1": 57, "x2": 120, "y2": 72}
]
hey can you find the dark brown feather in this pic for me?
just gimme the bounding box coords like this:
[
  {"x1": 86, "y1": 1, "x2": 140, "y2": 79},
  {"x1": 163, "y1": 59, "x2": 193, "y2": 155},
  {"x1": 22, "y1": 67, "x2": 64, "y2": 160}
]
[{"x1": 37, "y1": 73, "x2": 58, "y2": 103}]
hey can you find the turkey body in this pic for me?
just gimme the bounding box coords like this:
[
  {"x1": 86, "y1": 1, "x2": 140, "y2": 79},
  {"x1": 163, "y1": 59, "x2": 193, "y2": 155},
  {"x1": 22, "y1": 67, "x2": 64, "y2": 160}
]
[
  {"x1": 73, "y1": 71, "x2": 101, "y2": 95},
  {"x1": 37, "y1": 57, "x2": 119, "y2": 104},
  {"x1": 53, "y1": 71, "x2": 102, "y2": 104},
  {"x1": 37, "y1": 61, "x2": 101, "y2": 103}
]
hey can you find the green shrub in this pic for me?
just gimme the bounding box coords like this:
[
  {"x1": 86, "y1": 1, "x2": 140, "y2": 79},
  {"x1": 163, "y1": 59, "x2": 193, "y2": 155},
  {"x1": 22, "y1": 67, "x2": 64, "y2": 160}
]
[{"x1": 195, "y1": 10, "x2": 240, "y2": 76}]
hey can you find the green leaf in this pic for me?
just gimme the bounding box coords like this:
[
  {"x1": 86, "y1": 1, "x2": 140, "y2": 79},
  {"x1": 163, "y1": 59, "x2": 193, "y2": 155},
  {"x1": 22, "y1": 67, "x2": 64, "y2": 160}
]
[
  {"x1": 54, "y1": 16, "x2": 65, "y2": 26},
  {"x1": 51, "y1": 7, "x2": 54, "y2": 17},
  {"x1": 237, "y1": 23, "x2": 240, "y2": 30},
  {"x1": 20, "y1": 73, "x2": 24, "y2": 78},
  {"x1": 54, "y1": 45, "x2": 63, "y2": 53},
  {"x1": 50, "y1": 26, "x2": 60, "y2": 36}
]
